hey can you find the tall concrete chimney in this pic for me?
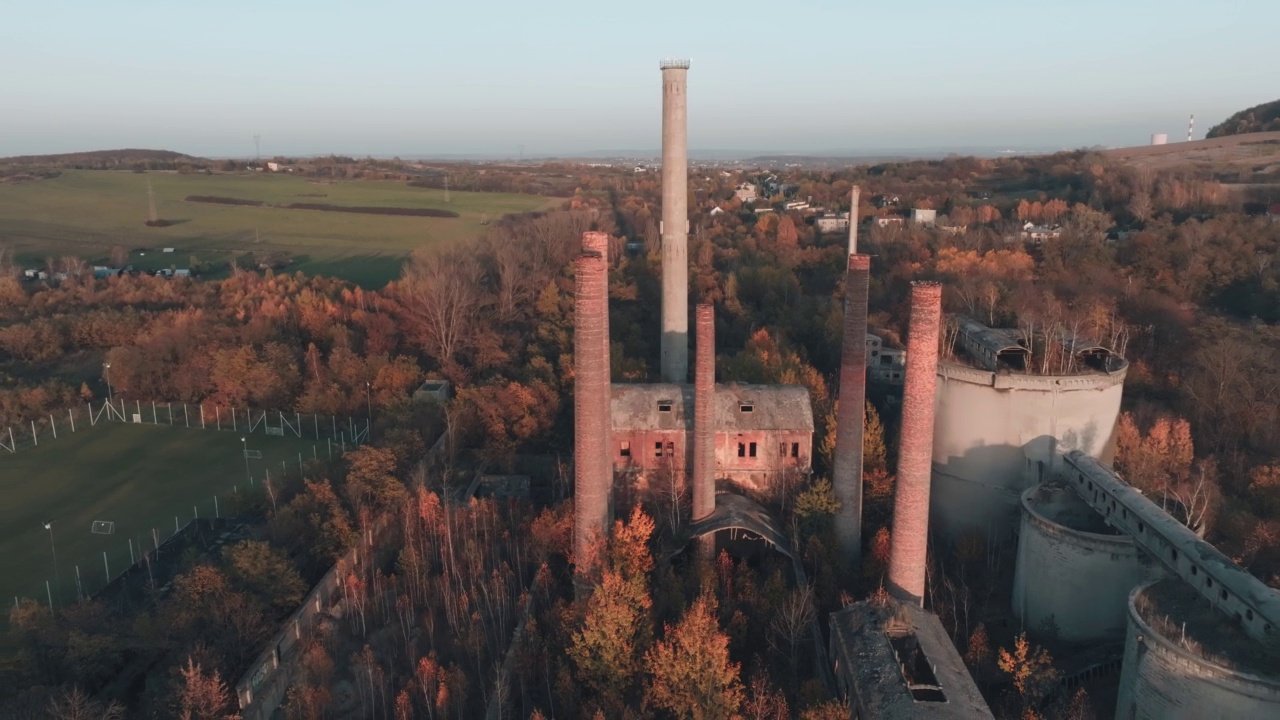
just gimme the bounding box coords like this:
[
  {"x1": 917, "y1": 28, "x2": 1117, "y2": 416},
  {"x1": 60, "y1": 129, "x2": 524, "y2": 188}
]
[
  {"x1": 660, "y1": 60, "x2": 690, "y2": 384},
  {"x1": 574, "y1": 234, "x2": 611, "y2": 573},
  {"x1": 693, "y1": 303, "x2": 716, "y2": 558},
  {"x1": 833, "y1": 254, "x2": 871, "y2": 564},
  {"x1": 887, "y1": 281, "x2": 942, "y2": 606},
  {"x1": 847, "y1": 185, "x2": 860, "y2": 256}
]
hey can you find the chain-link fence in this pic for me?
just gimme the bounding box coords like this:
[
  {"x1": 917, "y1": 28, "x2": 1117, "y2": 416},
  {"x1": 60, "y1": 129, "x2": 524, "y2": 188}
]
[{"x1": 1, "y1": 399, "x2": 370, "y2": 455}]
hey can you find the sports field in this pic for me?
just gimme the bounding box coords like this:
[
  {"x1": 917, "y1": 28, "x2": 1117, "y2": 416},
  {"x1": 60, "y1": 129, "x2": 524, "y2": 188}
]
[
  {"x1": 0, "y1": 421, "x2": 320, "y2": 607},
  {"x1": 0, "y1": 170, "x2": 557, "y2": 287}
]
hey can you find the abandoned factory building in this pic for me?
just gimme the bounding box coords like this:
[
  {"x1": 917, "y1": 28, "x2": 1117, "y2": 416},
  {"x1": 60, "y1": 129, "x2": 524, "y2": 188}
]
[{"x1": 610, "y1": 383, "x2": 814, "y2": 493}]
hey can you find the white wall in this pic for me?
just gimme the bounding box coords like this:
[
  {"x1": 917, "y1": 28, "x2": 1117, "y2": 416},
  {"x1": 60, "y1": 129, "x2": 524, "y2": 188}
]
[{"x1": 931, "y1": 362, "x2": 1126, "y2": 535}]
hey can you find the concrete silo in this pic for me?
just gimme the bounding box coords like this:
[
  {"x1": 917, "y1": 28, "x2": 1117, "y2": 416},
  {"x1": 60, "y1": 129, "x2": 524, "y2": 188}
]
[
  {"x1": 1115, "y1": 579, "x2": 1280, "y2": 719},
  {"x1": 931, "y1": 318, "x2": 1127, "y2": 538},
  {"x1": 1012, "y1": 480, "x2": 1164, "y2": 643}
]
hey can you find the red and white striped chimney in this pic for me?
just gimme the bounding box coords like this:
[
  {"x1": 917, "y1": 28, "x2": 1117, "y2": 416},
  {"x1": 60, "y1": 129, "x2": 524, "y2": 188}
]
[
  {"x1": 888, "y1": 281, "x2": 942, "y2": 606},
  {"x1": 693, "y1": 303, "x2": 716, "y2": 558},
  {"x1": 833, "y1": 254, "x2": 871, "y2": 564},
  {"x1": 574, "y1": 233, "x2": 611, "y2": 573}
]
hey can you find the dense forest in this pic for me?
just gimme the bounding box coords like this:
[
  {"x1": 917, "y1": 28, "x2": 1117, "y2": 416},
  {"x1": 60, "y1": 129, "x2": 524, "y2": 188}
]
[
  {"x1": 1207, "y1": 98, "x2": 1280, "y2": 137},
  {"x1": 1, "y1": 147, "x2": 1278, "y2": 718}
]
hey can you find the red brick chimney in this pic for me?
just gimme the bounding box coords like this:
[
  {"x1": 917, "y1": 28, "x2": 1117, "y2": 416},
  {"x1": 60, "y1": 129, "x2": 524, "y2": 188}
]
[
  {"x1": 693, "y1": 303, "x2": 715, "y2": 558},
  {"x1": 833, "y1": 254, "x2": 871, "y2": 564},
  {"x1": 888, "y1": 281, "x2": 942, "y2": 606},
  {"x1": 583, "y1": 231, "x2": 613, "y2": 517},
  {"x1": 574, "y1": 233, "x2": 611, "y2": 573}
]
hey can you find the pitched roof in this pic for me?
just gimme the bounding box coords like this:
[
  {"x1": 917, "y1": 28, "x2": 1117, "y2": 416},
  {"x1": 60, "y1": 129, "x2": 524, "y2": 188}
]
[{"x1": 610, "y1": 383, "x2": 814, "y2": 433}]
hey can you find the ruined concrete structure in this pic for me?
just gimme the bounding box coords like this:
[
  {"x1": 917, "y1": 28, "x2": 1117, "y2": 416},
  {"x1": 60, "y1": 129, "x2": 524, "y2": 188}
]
[
  {"x1": 1012, "y1": 479, "x2": 1164, "y2": 642},
  {"x1": 830, "y1": 597, "x2": 994, "y2": 719},
  {"x1": 1116, "y1": 579, "x2": 1280, "y2": 719},
  {"x1": 888, "y1": 282, "x2": 942, "y2": 606},
  {"x1": 610, "y1": 383, "x2": 813, "y2": 495},
  {"x1": 932, "y1": 316, "x2": 1128, "y2": 537},
  {"x1": 833, "y1": 254, "x2": 870, "y2": 562},
  {"x1": 659, "y1": 60, "x2": 690, "y2": 384},
  {"x1": 1062, "y1": 451, "x2": 1280, "y2": 643},
  {"x1": 572, "y1": 234, "x2": 611, "y2": 566}
]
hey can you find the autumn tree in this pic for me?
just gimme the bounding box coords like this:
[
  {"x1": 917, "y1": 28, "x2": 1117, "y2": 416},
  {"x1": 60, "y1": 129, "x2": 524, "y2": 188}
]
[
  {"x1": 391, "y1": 250, "x2": 488, "y2": 373},
  {"x1": 46, "y1": 685, "x2": 125, "y2": 720},
  {"x1": 645, "y1": 593, "x2": 744, "y2": 720},
  {"x1": 343, "y1": 445, "x2": 406, "y2": 516},
  {"x1": 173, "y1": 657, "x2": 236, "y2": 720},
  {"x1": 569, "y1": 508, "x2": 656, "y2": 713},
  {"x1": 222, "y1": 539, "x2": 307, "y2": 615},
  {"x1": 998, "y1": 632, "x2": 1059, "y2": 712}
]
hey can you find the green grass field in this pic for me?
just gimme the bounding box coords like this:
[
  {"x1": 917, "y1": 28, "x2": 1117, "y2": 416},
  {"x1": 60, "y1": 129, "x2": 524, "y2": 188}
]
[
  {"x1": 0, "y1": 170, "x2": 557, "y2": 287},
  {"x1": 0, "y1": 422, "x2": 323, "y2": 607}
]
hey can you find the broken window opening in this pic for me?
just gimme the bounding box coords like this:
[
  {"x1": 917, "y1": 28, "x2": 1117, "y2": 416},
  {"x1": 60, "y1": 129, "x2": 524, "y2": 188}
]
[
  {"x1": 779, "y1": 443, "x2": 787, "y2": 458},
  {"x1": 657, "y1": 401, "x2": 673, "y2": 412},
  {"x1": 654, "y1": 442, "x2": 663, "y2": 458},
  {"x1": 748, "y1": 442, "x2": 757, "y2": 458},
  {"x1": 620, "y1": 441, "x2": 631, "y2": 458},
  {"x1": 665, "y1": 441, "x2": 674, "y2": 457},
  {"x1": 791, "y1": 442, "x2": 799, "y2": 458},
  {"x1": 885, "y1": 627, "x2": 947, "y2": 703},
  {"x1": 739, "y1": 402, "x2": 754, "y2": 413},
  {"x1": 737, "y1": 442, "x2": 746, "y2": 458}
]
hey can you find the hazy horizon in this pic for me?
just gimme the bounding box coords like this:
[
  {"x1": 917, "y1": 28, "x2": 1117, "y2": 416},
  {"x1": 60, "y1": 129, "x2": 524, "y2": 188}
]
[{"x1": 3, "y1": 0, "x2": 1278, "y2": 158}]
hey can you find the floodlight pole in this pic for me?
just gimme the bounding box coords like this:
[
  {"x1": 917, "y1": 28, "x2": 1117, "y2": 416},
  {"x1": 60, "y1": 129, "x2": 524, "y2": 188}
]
[
  {"x1": 103, "y1": 362, "x2": 113, "y2": 403},
  {"x1": 241, "y1": 437, "x2": 252, "y2": 486},
  {"x1": 43, "y1": 521, "x2": 59, "y2": 604}
]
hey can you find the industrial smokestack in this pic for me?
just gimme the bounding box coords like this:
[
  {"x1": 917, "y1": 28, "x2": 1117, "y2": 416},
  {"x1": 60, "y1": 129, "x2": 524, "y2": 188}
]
[
  {"x1": 583, "y1": 231, "x2": 613, "y2": 518},
  {"x1": 573, "y1": 234, "x2": 611, "y2": 574},
  {"x1": 693, "y1": 303, "x2": 716, "y2": 558},
  {"x1": 833, "y1": 254, "x2": 871, "y2": 564},
  {"x1": 847, "y1": 185, "x2": 860, "y2": 256},
  {"x1": 660, "y1": 60, "x2": 690, "y2": 384},
  {"x1": 888, "y1": 281, "x2": 943, "y2": 606}
]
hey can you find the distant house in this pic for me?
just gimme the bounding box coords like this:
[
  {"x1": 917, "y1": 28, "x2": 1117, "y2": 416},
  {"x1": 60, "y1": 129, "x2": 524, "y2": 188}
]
[
  {"x1": 815, "y1": 212, "x2": 851, "y2": 234},
  {"x1": 1268, "y1": 203, "x2": 1280, "y2": 223},
  {"x1": 753, "y1": 207, "x2": 775, "y2": 215},
  {"x1": 266, "y1": 162, "x2": 281, "y2": 172},
  {"x1": 871, "y1": 194, "x2": 900, "y2": 208},
  {"x1": 735, "y1": 183, "x2": 758, "y2": 203},
  {"x1": 872, "y1": 216, "x2": 905, "y2": 228},
  {"x1": 91, "y1": 266, "x2": 123, "y2": 279},
  {"x1": 784, "y1": 200, "x2": 809, "y2": 212},
  {"x1": 709, "y1": 206, "x2": 726, "y2": 216},
  {"x1": 910, "y1": 208, "x2": 937, "y2": 227},
  {"x1": 866, "y1": 333, "x2": 906, "y2": 385},
  {"x1": 1019, "y1": 221, "x2": 1062, "y2": 244}
]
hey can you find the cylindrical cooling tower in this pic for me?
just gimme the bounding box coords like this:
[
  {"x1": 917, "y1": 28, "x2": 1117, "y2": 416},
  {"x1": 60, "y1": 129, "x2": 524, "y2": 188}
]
[
  {"x1": 1013, "y1": 480, "x2": 1164, "y2": 643},
  {"x1": 1115, "y1": 579, "x2": 1280, "y2": 719},
  {"x1": 931, "y1": 361, "x2": 1127, "y2": 538}
]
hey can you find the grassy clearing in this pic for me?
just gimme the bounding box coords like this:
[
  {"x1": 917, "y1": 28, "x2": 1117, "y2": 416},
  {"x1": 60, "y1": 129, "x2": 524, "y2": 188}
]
[
  {"x1": 0, "y1": 421, "x2": 325, "y2": 606},
  {"x1": 0, "y1": 170, "x2": 557, "y2": 287}
]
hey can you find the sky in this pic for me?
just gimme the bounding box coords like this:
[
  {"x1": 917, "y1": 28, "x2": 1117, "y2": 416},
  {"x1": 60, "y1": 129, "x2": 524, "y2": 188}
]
[{"x1": 2, "y1": 0, "x2": 1278, "y2": 158}]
